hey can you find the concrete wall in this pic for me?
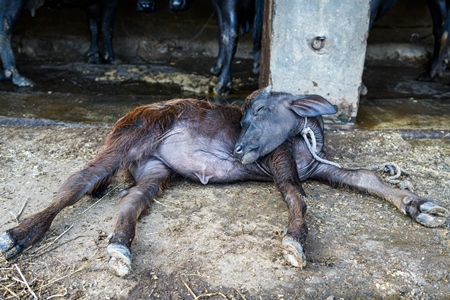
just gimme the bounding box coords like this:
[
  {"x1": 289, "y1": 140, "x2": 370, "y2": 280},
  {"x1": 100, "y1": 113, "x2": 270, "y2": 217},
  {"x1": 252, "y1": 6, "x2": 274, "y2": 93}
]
[{"x1": 260, "y1": 0, "x2": 370, "y2": 124}]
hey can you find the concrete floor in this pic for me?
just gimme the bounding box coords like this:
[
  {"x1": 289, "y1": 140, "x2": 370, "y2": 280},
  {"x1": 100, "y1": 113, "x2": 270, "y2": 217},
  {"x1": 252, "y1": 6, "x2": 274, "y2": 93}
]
[{"x1": 358, "y1": 66, "x2": 450, "y2": 134}]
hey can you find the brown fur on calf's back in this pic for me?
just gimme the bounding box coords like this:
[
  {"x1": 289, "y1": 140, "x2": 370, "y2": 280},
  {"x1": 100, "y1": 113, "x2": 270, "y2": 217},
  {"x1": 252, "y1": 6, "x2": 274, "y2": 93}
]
[{"x1": 106, "y1": 98, "x2": 242, "y2": 153}]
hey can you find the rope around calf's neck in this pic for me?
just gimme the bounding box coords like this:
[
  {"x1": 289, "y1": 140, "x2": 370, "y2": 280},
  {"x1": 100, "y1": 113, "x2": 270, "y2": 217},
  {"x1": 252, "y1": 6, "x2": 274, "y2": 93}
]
[
  {"x1": 301, "y1": 117, "x2": 414, "y2": 190},
  {"x1": 301, "y1": 117, "x2": 342, "y2": 168}
]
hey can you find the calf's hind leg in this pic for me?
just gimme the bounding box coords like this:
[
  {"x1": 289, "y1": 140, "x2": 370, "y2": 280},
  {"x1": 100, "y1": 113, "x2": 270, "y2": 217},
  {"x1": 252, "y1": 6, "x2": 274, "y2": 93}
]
[
  {"x1": 107, "y1": 159, "x2": 172, "y2": 277},
  {"x1": 311, "y1": 163, "x2": 449, "y2": 227},
  {"x1": 0, "y1": 153, "x2": 120, "y2": 259}
]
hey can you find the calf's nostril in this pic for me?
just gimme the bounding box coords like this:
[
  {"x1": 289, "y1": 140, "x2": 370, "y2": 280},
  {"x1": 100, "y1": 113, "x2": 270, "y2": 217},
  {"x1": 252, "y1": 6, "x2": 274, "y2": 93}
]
[{"x1": 234, "y1": 145, "x2": 243, "y2": 154}]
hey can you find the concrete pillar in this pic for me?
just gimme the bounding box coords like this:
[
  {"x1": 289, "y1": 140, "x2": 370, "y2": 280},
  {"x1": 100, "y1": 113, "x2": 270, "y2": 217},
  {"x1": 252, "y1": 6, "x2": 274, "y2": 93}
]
[{"x1": 260, "y1": 0, "x2": 371, "y2": 125}]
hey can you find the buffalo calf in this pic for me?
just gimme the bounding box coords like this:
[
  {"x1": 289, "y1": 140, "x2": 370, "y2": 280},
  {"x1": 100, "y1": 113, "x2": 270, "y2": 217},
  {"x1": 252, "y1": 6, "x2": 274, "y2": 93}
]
[{"x1": 0, "y1": 87, "x2": 448, "y2": 276}]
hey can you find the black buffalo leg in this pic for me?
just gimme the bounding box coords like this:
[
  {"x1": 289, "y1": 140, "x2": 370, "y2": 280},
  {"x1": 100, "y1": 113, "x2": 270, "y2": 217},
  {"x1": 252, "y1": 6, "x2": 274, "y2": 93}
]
[
  {"x1": 99, "y1": 0, "x2": 119, "y2": 63},
  {"x1": 85, "y1": 3, "x2": 103, "y2": 64},
  {"x1": 0, "y1": 2, "x2": 34, "y2": 86},
  {"x1": 84, "y1": 1, "x2": 118, "y2": 64},
  {"x1": 211, "y1": 0, "x2": 239, "y2": 95},
  {"x1": 419, "y1": 0, "x2": 449, "y2": 80},
  {"x1": 210, "y1": 0, "x2": 226, "y2": 76}
]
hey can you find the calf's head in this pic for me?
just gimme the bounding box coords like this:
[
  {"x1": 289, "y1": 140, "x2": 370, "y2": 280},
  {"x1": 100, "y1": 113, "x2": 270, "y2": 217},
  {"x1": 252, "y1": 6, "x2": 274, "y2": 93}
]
[{"x1": 234, "y1": 86, "x2": 336, "y2": 164}]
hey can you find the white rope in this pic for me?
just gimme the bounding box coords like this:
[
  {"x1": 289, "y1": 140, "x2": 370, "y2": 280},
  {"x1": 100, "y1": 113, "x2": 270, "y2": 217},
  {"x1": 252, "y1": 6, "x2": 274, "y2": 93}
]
[
  {"x1": 300, "y1": 118, "x2": 414, "y2": 190},
  {"x1": 365, "y1": 162, "x2": 415, "y2": 191},
  {"x1": 301, "y1": 117, "x2": 341, "y2": 168}
]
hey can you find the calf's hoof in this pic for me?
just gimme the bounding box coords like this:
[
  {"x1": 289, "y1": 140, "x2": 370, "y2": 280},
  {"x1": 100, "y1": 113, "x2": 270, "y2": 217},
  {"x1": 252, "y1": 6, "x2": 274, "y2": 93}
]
[
  {"x1": 412, "y1": 201, "x2": 449, "y2": 228},
  {"x1": 107, "y1": 243, "x2": 132, "y2": 277},
  {"x1": 0, "y1": 232, "x2": 21, "y2": 259},
  {"x1": 282, "y1": 236, "x2": 306, "y2": 268}
]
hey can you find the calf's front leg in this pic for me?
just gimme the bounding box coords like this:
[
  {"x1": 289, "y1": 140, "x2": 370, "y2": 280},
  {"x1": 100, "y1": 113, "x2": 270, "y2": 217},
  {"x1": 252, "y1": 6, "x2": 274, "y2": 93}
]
[
  {"x1": 266, "y1": 145, "x2": 308, "y2": 268},
  {"x1": 107, "y1": 159, "x2": 172, "y2": 277},
  {"x1": 311, "y1": 164, "x2": 449, "y2": 227}
]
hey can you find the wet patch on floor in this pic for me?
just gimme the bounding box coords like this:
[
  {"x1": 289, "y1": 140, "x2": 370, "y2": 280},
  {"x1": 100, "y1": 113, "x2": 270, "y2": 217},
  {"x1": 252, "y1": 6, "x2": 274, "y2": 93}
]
[
  {"x1": 0, "y1": 59, "x2": 257, "y2": 126},
  {"x1": 357, "y1": 66, "x2": 450, "y2": 131}
]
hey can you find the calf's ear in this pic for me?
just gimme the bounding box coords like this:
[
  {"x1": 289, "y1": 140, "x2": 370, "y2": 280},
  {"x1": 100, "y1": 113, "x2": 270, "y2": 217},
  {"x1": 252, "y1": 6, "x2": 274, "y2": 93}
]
[{"x1": 289, "y1": 95, "x2": 337, "y2": 117}]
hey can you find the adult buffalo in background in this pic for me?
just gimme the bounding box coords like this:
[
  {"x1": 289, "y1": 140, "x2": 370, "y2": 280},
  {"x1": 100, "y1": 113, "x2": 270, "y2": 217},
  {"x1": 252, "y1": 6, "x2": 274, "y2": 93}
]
[
  {"x1": 370, "y1": 0, "x2": 450, "y2": 82},
  {"x1": 165, "y1": 0, "x2": 264, "y2": 95},
  {"x1": 420, "y1": 0, "x2": 450, "y2": 80},
  {"x1": 0, "y1": 0, "x2": 45, "y2": 86},
  {"x1": 0, "y1": 0, "x2": 131, "y2": 87},
  {"x1": 46, "y1": 0, "x2": 122, "y2": 64},
  {"x1": 166, "y1": 0, "x2": 449, "y2": 95}
]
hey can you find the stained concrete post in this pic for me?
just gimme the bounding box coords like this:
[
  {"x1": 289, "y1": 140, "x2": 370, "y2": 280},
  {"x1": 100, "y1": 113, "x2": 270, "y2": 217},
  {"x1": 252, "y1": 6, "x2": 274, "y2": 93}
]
[{"x1": 260, "y1": 0, "x2": 371, "y2": 125}]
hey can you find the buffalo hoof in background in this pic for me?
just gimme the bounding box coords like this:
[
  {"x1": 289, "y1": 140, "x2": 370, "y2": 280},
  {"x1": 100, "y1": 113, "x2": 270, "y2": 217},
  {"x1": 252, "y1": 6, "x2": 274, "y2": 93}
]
[
  {"x1": 214, "y1": 81, "x2": 231, "y2": 95},
  {"x1": 136, "y1": 0, "x2": 156, "y2": 13}
]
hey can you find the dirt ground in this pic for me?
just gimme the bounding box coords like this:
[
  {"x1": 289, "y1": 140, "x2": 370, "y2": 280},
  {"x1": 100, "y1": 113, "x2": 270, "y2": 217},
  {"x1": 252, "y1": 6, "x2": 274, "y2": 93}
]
[
  {"x1": 0, "y1": 124, "x2": 449, "y2": 299},
  {"x1": 1, "y1": 0, "x2": 449, "y2": 297}
]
